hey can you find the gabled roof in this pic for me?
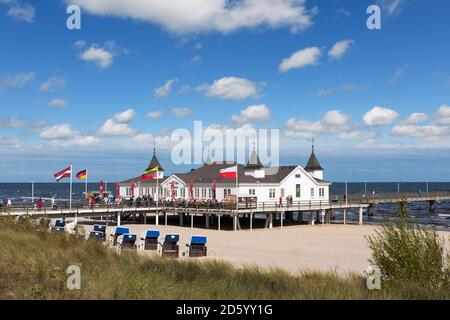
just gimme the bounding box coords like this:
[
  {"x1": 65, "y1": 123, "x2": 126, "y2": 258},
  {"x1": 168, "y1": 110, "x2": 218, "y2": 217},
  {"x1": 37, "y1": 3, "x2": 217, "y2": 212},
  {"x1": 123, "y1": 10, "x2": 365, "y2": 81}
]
[{"x1": 172, "y1": 163, "x2": 297, "y2": 185}]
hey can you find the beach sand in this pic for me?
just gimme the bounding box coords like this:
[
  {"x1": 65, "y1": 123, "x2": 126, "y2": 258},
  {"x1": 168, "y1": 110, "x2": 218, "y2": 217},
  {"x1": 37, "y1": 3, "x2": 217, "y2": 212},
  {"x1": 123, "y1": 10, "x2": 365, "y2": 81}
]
[{"x1": 80, "y1": 222, "x2": 450, "y2": 275}]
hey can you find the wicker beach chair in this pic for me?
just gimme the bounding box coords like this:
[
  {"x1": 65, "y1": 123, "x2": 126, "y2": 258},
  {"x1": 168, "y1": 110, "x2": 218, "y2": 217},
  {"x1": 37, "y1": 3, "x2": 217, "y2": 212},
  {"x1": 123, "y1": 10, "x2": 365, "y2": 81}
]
[
  {"x1": 51, "y1": 220, "x2": 66, "y2": 233},
  {"x1": 109, "y1": 227, "x2": 129, "y2": 247},
  {"x1": 116, "y1": 233, "x2": 137, "y2": 254},
  {"x1": 139, "y1": 230, "x2": 160, "y2": 251},
  {"x1": 93, "y1": 225, "x2": 107, "y2": 240},
  {"x1": 88, "y1": 231, "x2": 105, "y2": 240},
  {"x1": 186, "y1": 235, "x2": 208, "y2": 257},
  {"x1": 160, "y1": 234, "x2": 180, "y2": 258}
]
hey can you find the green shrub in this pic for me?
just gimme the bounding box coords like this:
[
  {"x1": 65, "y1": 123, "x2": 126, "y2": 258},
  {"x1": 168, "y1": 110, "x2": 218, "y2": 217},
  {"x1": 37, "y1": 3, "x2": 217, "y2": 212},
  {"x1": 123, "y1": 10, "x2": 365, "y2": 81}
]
[{"x1": 367, "y1": 206, "x2": 450, "y2": 290}]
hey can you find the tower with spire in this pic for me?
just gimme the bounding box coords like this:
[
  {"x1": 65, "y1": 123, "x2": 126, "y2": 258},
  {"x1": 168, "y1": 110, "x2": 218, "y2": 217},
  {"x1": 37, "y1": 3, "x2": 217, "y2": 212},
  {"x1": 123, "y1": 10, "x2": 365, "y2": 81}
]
[
  {"x1": 145, "y1": 141, "x2": 164, "y2": 177},
  {"x1": 304, "y1": 138, "x2": 324, "y2": 180},
  {"x1": 245, "y1": 142, "x2": 265, "y2": 178}
]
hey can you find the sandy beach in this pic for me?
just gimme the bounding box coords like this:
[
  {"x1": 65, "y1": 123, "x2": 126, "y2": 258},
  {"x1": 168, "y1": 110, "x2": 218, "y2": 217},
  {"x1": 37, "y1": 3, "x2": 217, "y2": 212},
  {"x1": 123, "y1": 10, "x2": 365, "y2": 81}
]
[{"x1": 81, "y1": 222, "x2": 438, "y2": 275}]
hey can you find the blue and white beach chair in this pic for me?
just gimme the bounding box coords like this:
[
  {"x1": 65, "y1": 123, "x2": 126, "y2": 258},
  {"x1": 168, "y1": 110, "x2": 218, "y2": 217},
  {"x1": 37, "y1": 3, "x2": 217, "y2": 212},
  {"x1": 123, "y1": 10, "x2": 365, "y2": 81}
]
[
  {"x1": 89, "y1": 231, "x2": 105, "y2": 240},
  {"x1": 116, "y1": 233, "x2": 137, "y2": 254},
  {"x1": 160, "y1": 234, "x2": 180, "y2": 258},
  {"x1": 186, "y1": 235, "x2": 208, "y2": 257},
  {"x1": 109, "y1": 226, "x2": 129, "y2": 246},
  {"x1": 93, "y1": 225, "x2": 107, "y2": 240},
  {"x1": 50, "y1": 220, "x2": 66, "y2": 233},
  {"x1": 139, "y1": 230, "x2": 160, "y2": 251}
]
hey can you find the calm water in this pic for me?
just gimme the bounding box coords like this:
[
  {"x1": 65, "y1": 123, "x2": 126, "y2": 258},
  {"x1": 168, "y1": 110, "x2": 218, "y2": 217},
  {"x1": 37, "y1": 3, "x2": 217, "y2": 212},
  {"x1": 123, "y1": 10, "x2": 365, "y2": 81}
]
[{"x1": 1, "y1": 182, "x2": 450, "y2": 228}]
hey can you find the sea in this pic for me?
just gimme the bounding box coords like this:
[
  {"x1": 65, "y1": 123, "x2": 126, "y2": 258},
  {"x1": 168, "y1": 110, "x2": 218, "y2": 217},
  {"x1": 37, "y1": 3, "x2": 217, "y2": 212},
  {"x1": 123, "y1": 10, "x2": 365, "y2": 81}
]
[{"x1": 1, "y1": 182, "x2": 450, "y2": 229}]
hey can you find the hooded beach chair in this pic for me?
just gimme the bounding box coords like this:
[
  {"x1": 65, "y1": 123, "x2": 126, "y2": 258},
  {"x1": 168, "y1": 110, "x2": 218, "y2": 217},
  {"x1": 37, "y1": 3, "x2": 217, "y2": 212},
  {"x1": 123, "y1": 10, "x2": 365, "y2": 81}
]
[
  {"x1": 139, "y1": 230, "x2": 160, "y2": 251},
  {"x1": 109, "y1": 226, "x2": 130, "y2": 246},
  {"x1": 186, "y1": 235, "x2": 208, "y2": 257},
  {"x1": 160, "y1": 234, "x2": 180, "y2": 258},
  {"x1": 89, "y1": 231, "x2": 105, "y2": 240},
  {"x1": 93, "y1": 225, "x2": 107, "y2": 240},
  {"x1": 51, "y1": 220, "x2": 66, "y2": 233},
  {"x1": 116, "y1": 233, "x2": 137, "y2": 254}
]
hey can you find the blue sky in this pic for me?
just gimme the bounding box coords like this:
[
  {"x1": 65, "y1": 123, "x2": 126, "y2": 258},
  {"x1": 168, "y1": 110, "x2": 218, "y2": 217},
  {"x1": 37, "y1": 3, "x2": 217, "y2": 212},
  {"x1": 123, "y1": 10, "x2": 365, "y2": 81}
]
[{"x1": 1, "y1": 0, "x2": 450, "y2": 182}]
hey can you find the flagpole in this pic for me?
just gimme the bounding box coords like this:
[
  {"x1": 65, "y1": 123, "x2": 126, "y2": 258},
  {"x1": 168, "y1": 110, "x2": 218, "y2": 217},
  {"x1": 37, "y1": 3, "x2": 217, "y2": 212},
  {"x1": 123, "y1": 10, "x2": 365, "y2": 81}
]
[
  {"x1": 85, "y1": 169, "x2": 88, "y2": 200},
  {"x1": 70, "y1": 164, "x2": 73, "y2": 219},
  {"x1": 236, "y1": 164, "x2": 239, "y2": 209}
]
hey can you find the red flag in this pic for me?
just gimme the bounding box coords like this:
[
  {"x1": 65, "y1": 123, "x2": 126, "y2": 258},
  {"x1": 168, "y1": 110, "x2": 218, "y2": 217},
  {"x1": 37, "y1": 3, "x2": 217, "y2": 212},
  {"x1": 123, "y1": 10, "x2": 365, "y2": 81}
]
[
  {"x1": 54, "y1": 166, "x2": 71, "y2": 182},
  {"x1": 99, "y1": 180, "x2": 104, "y2": 197},
  {"x1": 212, "y1": 179, "x2": 216, "y2": 200},
  {"x1": 131, "y1": 180, "x2": 135, "y2": 197},
  {"x1": 171, "y1": 179, "x2": 175, "y2": 200},
  {"x1": 220, "y1": 166, "x2": 237, "y2": 179},
  {"x1": 189, "y1": 180, "x2": 194, "y2": 201},
  {"x1": 115, "y1": 181, "x2": 119, "y2": 198}
]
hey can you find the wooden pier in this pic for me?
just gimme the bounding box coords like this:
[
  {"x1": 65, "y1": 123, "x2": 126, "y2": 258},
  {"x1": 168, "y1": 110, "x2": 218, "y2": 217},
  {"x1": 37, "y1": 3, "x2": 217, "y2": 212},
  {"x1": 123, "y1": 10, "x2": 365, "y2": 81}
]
[{"x1": 1, "y1": 191, "x2": 449, "y2": 231}]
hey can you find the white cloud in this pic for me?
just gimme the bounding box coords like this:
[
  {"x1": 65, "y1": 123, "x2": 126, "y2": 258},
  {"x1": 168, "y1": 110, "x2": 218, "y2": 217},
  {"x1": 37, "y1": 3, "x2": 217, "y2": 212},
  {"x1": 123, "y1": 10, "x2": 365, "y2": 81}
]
[
  {"x1": 389, "y1": 64, "x2": 409, "y2": 84},
  {"x1": 172, "y1": 107, "x2": 191, "y2": 118},
  {"x1": 378, "y1": 0, "x2": 405, "y2": 16},
  {"x1": 0, "y1": 72, "x2": 35, "y2": 91},
  {"x1": 153, "y1": 79, "x2": 178, "y2": 99},
  {"x1": 279, "y1": 47, "x2": 321, "y2": 73},
  {"x1": 99, "y1": 109, "x2": 136, "y2": 136},
  {"x1": 390, "y1": 124, "x2": 449, "y2": 138},
  {"x1": 402, "y1": 112, "x2": 428, "y2": 124},
  {"x1": 99, "y1": 119, "x2": 136, "y2": 136},
  {"x1": 192, "y1": 54, "x2": 202, "y2": 64},
  {"x1": 436, "y1": 105, "x2": 450, "y2": 125},
  {"x1": 338, "y1": 130, "x2": 378, "y2": 141},
  {"x1": 232, "y1": 104, "x2": 271, "y2": 124},
  {"x1": 69, "y1": 0, "x2": 317, "y2": 35},
  {"x1": 284, "y1": 110, "x2": 351, "y2": 138},
  {"x1": 147, "y1": 111, "x2": 163, "y2": 119},
  {"x1": 40, "y1": 76, "x2": 65, "y2": 92},
  {"x1": 313, "y1": 88, "x2": 334, "y2": 97},
  {"x1": 112, "y1": 109, "x2": 135, "y2": 123},
  {"x1": 328, "y1": 39, "x2": 354, "y2": 60},
  {"x1": 48, "y1": 98, "x2": 68, "y2": 108},
  {"x1": 76, "y1": 41, "x2": 126, "y2": 70},
  {"x1": 197, "y1": 77, "x2": 260, "y2": 100},
  {"x1": 177, "y1": 84, "x2": 190, "y2": 95},
  {"x1": 0, "y1": 117, "x2": 44, "y2": 128},
  {"x1": 40, "y1": 124, "x2": 77, "y2": 140},
  {"x1": 363, "y1": 106, "x2": 399, "y2": 126},
  {"x1": 6, "y1": 1, "x2": 35, "y2": 23},
  {"x1": 79, "y1": 45, "x2": 113, "y2": 69}
]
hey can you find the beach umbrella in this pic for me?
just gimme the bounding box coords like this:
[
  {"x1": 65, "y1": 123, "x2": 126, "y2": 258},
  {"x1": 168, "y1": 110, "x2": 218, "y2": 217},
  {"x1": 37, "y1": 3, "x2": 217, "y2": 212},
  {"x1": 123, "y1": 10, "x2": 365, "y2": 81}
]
[
  {"x1": 115, "y1": 181, "x2": 119, "y2": 198},
  {"x1": 131, "y1": 180, "x2": 135, "y2": 197}
]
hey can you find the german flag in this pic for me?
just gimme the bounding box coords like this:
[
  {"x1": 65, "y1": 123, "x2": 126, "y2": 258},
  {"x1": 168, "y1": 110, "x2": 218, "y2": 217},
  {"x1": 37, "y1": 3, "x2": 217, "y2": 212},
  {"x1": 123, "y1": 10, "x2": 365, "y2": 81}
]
[
  {"x1": 142, "y1": 166, "x2": 158, "y2": 180},
  {"x1": 76, "y1": 169, "x2": 87, "y2": 180}
]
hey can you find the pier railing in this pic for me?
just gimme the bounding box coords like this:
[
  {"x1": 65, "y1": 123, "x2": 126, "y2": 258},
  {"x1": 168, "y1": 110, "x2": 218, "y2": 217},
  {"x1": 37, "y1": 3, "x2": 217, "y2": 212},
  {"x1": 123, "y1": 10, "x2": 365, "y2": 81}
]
[{"x1": 2, "y1": 191, "x2": 450, "y2": 216}]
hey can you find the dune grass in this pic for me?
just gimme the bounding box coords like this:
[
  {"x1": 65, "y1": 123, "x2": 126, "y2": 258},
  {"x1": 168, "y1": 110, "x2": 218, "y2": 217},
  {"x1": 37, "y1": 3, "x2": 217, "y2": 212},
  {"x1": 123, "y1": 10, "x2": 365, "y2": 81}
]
[{"x1": 0, "y1": 217, "x2": 449, "y2": 300}]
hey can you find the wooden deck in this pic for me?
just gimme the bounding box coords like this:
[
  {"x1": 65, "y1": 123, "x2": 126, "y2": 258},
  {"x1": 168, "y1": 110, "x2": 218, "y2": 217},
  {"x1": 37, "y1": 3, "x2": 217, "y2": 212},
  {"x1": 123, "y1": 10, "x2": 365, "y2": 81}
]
[{"x1": 1, "y1": 191, "x2": 449, "y2": 231}]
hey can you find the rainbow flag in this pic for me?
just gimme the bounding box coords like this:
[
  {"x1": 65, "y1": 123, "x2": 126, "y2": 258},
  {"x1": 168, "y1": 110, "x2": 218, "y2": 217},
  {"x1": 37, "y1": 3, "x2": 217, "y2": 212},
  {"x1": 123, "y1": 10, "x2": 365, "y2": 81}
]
[
  {"x1": 142, "y1": 166, "x2": 158, "y2": 180},
  {"x1": 76, "y1": 169, "x2": 87, "y2": 180}
]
